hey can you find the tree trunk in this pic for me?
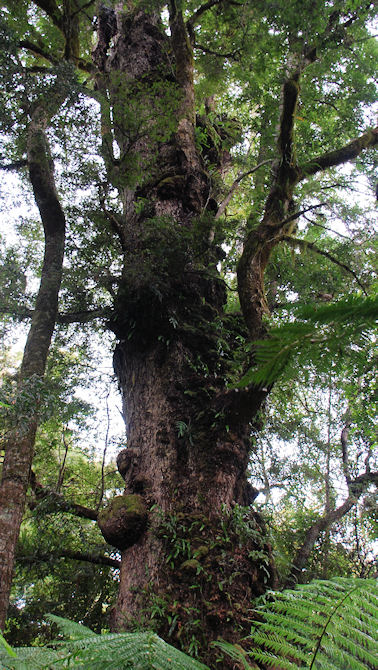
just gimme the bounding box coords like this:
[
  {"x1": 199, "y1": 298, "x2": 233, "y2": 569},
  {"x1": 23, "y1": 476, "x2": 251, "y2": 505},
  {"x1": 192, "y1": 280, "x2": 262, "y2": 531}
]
[
  {"x1": 109, "y1": 339, "x2": 275, "y2": 654},
  {"x1": 93, "y1": 5, "x2": 275, "y2": 664},
  {"x1": 91, "y1": 7, "x2": 378, "y2": 662},
  {"x1": 0, "y1": 103, "x2": 65, "y2": 629}
]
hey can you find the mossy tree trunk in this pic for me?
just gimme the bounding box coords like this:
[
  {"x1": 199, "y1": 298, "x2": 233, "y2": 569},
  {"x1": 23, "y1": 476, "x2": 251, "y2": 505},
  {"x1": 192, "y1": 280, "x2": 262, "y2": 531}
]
[
  {"x1": 92, "y1": 5, "x2": 378, "y2": 665},
  {"x1": 93, "y1": 5, "x2": 275, "y2": 664}
]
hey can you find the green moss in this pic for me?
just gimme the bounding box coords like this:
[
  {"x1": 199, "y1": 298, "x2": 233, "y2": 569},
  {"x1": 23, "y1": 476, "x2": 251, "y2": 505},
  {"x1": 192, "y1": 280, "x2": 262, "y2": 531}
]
[
  {"x1": 98, "y1": 494, "x2": 146, "y2": 522},
  {"x1": 179, "y1": 559, "x2": 200, "y2": 573},
  {"x1": 98, "y1": 494, "x2": 147, "y2": 550},
  {"x1": 193, "y1": 545, "x2": 209, "y2": 559}
]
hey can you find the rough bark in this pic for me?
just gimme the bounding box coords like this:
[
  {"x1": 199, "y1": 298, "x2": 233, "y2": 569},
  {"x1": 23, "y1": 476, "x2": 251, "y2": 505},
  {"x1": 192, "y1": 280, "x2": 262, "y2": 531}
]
[
  {"x1": 88, "y1": 7, "x2": 378, "y2": 663},
  {"x1": 0, "y1": 103, "x2": 65, "y2": 629},
  {"x1": 91, "y1": 5, "x2": 275, "y2": 664}
]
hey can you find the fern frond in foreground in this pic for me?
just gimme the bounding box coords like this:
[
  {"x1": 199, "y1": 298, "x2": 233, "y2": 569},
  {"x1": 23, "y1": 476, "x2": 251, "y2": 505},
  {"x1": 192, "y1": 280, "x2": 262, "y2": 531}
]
[
  {"x1": 215, "y1": 577, "x2": 378, "y2": 669},
  {"x1": 0, "y1": 614, "x2": 210, "y2": 669}
]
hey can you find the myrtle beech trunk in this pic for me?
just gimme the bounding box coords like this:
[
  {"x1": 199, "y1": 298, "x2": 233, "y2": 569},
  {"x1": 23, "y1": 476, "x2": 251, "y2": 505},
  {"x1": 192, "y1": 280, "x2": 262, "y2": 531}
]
[
  {"x1": 92, "y1": 5, "x2": 378, "y2": 665},
  {"x1": 93, "y1": 4, "x2": 274, "y2": 664},
  {"x1": 0, "y1": 104, "x2": 65, "y2": 629}
]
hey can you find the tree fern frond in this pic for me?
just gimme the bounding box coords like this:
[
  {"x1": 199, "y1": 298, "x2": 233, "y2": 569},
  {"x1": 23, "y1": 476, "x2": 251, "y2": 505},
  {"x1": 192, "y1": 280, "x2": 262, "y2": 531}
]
[
  {"x1": 0, "y1": 626, "x2": 210, "y2": 670},
  {"x1": 214, "y1": 577, "x2": 378, "y2": 669},
  {"x1": 236, "y1": 295, "x2": 378, "y2": 387},
  {"x1": 259, "y1": 612, "x2": 314, "y2": 649},
  {"x1": 209, "y1": 641, "x2": 256, "y2": 669},
  {"x1": 0, "y1": 633, "x2": 17, "y2": 658},
  {"x1": 46, "y1": 613, "x2": 97, "y2": 639},
  {"x1": 299, "y1": 295, "x2": 378, "y2": 324},
  {"x1": 0, "y1": 645, "x2": 65, "y2": 669}
]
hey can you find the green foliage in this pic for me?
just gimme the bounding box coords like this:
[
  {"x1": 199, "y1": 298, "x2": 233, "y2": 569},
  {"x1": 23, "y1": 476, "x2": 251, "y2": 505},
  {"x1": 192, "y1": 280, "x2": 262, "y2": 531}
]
[
  {"x1": 0, "y1": 633, "x2": 17, "y2": 659},
  {"x1": 0, "y1": 614, "x2": 210, "y2": 670},
  {"x1": 215, "y1": 577, "x2": 378, "y2": 669},
  {"x1": 237, "y1": 294, "x2": 378, "y2": 388},
  {"x1": 2, "y1": 579, "x2": 376, "y2": 670},
  {"x1": 0, "y1": 0, "x2": 377, "y2": 657}
]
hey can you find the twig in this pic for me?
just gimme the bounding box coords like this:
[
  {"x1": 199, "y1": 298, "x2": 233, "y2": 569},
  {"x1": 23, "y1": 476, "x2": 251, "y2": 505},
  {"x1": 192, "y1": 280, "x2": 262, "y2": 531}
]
[
  {"x1": 0, "y1": 159, "x2": 28, "y2": 171},
  {"x1": 215, "y1": 160, "x2": 272, "y2": 221},
  {"x1": 309, "y1": 220, "x2": 350, "y2": 240},
  {"x1": 194, "y1": 44, "x2": 240, "y2": 59},
  {"x1": 282, "y1": 236, "x2": 368, "y2": 294},
  {"x1": 97, "y1": 393, "x2": 110, "y2": 511},
  {"x1": 56, "y1": 428, "x2": 71, "y2": 493},
  {"x1": 340, "y1": 416, "x2": 352, "y2": 486}
]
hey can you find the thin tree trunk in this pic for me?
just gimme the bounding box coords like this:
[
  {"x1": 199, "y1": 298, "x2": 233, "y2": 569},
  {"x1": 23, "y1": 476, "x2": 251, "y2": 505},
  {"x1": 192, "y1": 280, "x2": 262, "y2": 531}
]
[
  {"x1": 0, "y1": 103, "x2": 66, "y2": 629},
  {"x1": 17, "y1": 549, "x2": 120, "y2": 570},
  {"x1": 285, "y1": 471, "x2": 378, "y2": 588},
  {"x1": 322, "y1": 384, "x2": 333, "y2": 577},
  {"x1": 285, "y1": 497, "x2": 356, "y2": 588}
]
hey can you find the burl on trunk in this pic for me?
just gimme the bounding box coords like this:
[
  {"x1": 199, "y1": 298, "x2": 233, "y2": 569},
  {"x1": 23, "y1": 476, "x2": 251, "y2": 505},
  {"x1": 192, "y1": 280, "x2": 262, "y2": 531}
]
[{"x1": 94, "y1": 5, "x2": 275, "y2": 663}]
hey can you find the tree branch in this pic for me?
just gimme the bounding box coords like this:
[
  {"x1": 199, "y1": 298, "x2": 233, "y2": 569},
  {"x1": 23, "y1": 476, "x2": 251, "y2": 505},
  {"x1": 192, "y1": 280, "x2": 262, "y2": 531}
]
[
  {"x1": 215, "y1": 160, "x2": 272, "y2": 220},
  {"x1": 58, "y1": 308, "x2": 113, "y2": 324},
  {"x1": 0, "y1": 306, "x2": 112, "y2": 324},
  {"x1": 282, "y1": 235, "x2": 368, "y2": 294},
  {"x1": 0, "y1": 159, "x2": 28, "y2": 171},
  {"x1": 17, "y1": 549, "x2": 120, "y2": 569},
  {"x1": 31, "y1": 0, "x2": 63, "y2": 31},
  {"x1": 187, "y1": 0, "x2": 223, "y2": 30},
  {"x1": 71, "y1": 0, "x2": 96, "y2": 20},
  {"x1": 298, "y1": 127, "x2": 378, "y2": 180},
  {"x1": 30, "y1": 473, "x2": 98, "y2": 521},
  {"x1": 236, "y1": 48, "x2": 315, "y2": 338},
  {"x1": 274, "y1": 203, "x2": 326, "y2": 231},
  {"x1": 237, "y1": 11, "x2": 374, "y2": 345},
  {"x1": 285, "y1": 470, "x2": 378, "y2": 588},
  {"x1": 193, "y1": 44, "x2": 240, "y2": 59},
  {"x1": 19, "y1": 39, "x2": 59, "y2": 65}
]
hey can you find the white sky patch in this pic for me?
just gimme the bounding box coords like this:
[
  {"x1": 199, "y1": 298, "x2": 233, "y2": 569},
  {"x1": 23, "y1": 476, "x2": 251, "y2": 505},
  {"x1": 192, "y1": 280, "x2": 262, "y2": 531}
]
[{"x1": 0, "y1": 167, "x2": 126, "y2": 466}]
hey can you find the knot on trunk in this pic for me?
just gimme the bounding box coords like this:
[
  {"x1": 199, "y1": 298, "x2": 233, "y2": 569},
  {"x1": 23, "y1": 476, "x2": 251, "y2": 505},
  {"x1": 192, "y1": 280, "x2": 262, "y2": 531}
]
[
  {"x1": 116, "y1": 448, "x2": 139, "y2": 480},
  {"x1": 98, "y1": 494, "x2": 147, "y2": 550}
]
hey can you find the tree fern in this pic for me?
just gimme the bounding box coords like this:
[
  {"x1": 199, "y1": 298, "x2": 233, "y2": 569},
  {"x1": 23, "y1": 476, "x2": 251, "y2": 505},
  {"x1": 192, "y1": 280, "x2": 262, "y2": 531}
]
[
  {"x1": 1, "y1": 579, "x2": 376, "y2": 669},
  {"x1": 237, "y1": 295, "x2": 378, "y2": 388},
  {"x1": 215, "y1": 577, "x2": 378, "y2": 669},
  {"x1": 0, "y1": 615, "x2": 210, "y2": 669}
]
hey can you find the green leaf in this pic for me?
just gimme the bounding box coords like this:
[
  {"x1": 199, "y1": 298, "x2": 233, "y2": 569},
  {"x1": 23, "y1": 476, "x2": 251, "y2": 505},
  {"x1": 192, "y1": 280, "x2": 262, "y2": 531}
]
[
  {"x1": 0, "y1": 618, "x2": 210, "y2": 670},
  {"x1": 214, "y1": 577, "x2": 378, "y2": 670},
  {"x1": 0, "y1": 633, "x2": 17, "y2": 658},
  {"x1": 236, "y1": 295, "x2": 378, "y2": 388}
]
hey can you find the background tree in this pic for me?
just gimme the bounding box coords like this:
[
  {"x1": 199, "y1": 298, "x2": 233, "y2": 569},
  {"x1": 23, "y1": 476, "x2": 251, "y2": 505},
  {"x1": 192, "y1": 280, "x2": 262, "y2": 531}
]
[
  {"x1": 1, "y1": 342, "x2": 123, "y2": 644},
  {"x1": 0, "y1": 81, "x2": 68, "y2": 628},
  {"x1": 0, "y1": 0, "x2": 377, "y2": 665}
]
